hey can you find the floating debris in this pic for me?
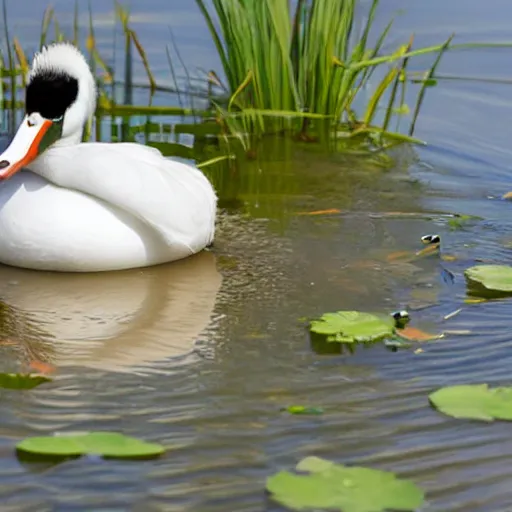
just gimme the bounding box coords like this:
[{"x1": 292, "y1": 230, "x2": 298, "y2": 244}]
[
  {"x1": 421, "y1": 234, "x2": 441, "y2": 245},
  {"x1": 296, "y1": 209, "x2": 342, "y2": 216},
  {"x1": 391, "y1": 310, "x2": 410, "y2": 321},
  {"x1": 396, "y1": 326, "x2": 443, "y2": 342},
  {"x1": 443, "y1": 308, "x2": 462, "y2": 321},
  {"x1": 282, "y1": 406, "x2": 324, "y2": 415}
]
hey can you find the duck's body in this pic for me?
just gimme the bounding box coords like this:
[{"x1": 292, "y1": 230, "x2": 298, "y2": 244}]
[
  {"x1": 0, "y1": 43, "x2": 217, "y2": 272},
  {"x1": 0, "y1": 145, "x2": 216, "y2": 272}
]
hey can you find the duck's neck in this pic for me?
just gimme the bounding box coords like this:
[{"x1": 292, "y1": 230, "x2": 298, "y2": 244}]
[
  {"x1": 53, "y1": 130, "x2": 83, "y2": 147},
  {"x1": 27, "y1": 132, "x2": 82, "y2": 182}
]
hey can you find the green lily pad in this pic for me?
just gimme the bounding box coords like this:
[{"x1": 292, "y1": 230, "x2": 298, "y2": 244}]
[
  {"x1": 448, "y1": 214, "x2": 479, "y2": 231},
  {"x1": 0, "y1": 373, "x2": 52, "y2": 390},
  {"x1": 309, "y1": 311, "x2": 395, "y2": 343},
  {"x1": 465, "y1": 265, "x2": 512, "y2": 293},
  {"x1": 429, "y1": 384, "x2": 512, "y2": 421},
  {"x1": 266, "y1": 456, "x2": 424, "y2": 512},
  {"x1": 16, "y1": 432, "x2": 165, "y2": 459}
]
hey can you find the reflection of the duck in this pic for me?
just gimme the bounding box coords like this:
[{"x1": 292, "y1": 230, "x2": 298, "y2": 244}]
[{"x1": 0, "y1": 251, "x2": 222, "y2": 374}]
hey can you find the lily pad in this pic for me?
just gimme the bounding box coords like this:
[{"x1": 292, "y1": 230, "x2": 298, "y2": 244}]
[
  {"x1": 448, "y1": 214, "x2": 479, "y2": 231},
  {"x1": 429, "y1": 384, "x2": 512, "y2": 421},
  {"x1": 465, "y1": 265, "x2": 512, "y2": 293},
  {"x1": 266, "y1": 456, "x2": 424, "y2": 512},
  {"x1": 16, "y1": 432, "x2": 165, "y2": 459},
  {"x1": 0, "y1": 373, "x2": 52, "y2": 390},
  {"x1": 309, "y1": 311, "x2": 395, "y2": 344}
]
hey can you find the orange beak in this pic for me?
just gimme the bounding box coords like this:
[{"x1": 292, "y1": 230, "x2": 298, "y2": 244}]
[{"x1": 0, "y1": 115, "x2": 54, "y2": 179}]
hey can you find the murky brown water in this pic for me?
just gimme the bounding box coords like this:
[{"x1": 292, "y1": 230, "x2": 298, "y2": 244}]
[{"x1": 2, "y1": 1, "x2": 512, "y2": 511}]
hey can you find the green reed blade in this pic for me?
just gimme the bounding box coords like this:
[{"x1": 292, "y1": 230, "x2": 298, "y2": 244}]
[
  {"x1": 39, "y1": 5, "x2": 54, "y2": 49},
  {"x1": 2, "y1": 0, "x2": 15, "y2": 132},
  {"x1": 73, "y1": 0, "x2": 79, "y2": 46},
  {"x1": 383, "y1": 35, "x2": 413, "y2": 132},
  {"x1": 409, "y1": 34, "x2": 454, "y2": 136},
  {"x1": 168, "y1": 25, "x2": 195, "y2": 119},
  {"x1": 165, "y1": 45, "x2": 184, "y2": 109}
]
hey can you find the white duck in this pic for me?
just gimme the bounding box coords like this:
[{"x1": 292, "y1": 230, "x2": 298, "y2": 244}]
[{"x1": 0, "y1": 42, "x2": 217, "y2": 272}]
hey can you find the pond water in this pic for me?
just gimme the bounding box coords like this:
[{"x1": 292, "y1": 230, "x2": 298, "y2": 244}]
[{"x1": 1, "y1": 1, "x2": 512, "y2": 511}]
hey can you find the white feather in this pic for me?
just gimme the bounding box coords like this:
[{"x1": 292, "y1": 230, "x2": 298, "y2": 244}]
[{"x1": 0, "y1": 42, "x2": 217, "y2": 272}]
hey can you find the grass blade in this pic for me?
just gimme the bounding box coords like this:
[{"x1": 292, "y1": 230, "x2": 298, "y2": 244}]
[
  {"x1": 409, "y1": 34, "x2": 454, "y2": 136},
  {"x1": 39, "y1": 5, "x2": 54, "y2": 49},
  {"x1": 382, "y1": 35, "x2": 413, "y2": 132},
  {"x1": 129, "y1": 28, "x2": 156, "y2": 92},
  {"x1": 73, "y1": 0, "x2": 79, "y2": 46},
  {"x1": 13, "y1": 37, "x2": 28, "y2": 87}
]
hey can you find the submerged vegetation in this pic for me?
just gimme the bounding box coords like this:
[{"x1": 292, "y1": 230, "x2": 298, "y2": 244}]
[{"x1": 0, "y1": 0, "x2": 510, "y2": 162}]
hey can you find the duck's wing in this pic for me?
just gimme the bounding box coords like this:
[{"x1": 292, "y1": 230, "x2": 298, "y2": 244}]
[{"x1": 45, "y1": 142, "x2": 217, "y2": 252}]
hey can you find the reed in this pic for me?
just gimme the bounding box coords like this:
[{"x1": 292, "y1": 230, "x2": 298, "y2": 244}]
[
  {"x1": 195, "y1": 0, "x2": 512, "y2": 149},
  {"x1": 0, "y1": 0, "x2": 510, "y2": 160},
  {"x1": 0, "y1": 0, "x2": 202, "y2": 121}
]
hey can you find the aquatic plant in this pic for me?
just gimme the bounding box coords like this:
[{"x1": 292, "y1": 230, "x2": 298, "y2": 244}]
[
  {"x1": 0, "y1": 0, "x2": 209, "y2": 121},
  {"x1": 309, "y1": 310, "x2": 395, "y2": 343},
  {"x1": 0, "y1": 372, "x2": 51, "y2": 390},
  {"x1": 195, "y1": 0, "x2": 512, "y2": 150},
  {"x1": 430, "y1": 384, "x2": 512, "y2": 422},
  {"x1": 465, "y1": 265, "x2": 512, "y2": 294},
  {"x1": 266, "y1": 455, "x2": 425, "y2": 511},
  {"x1": 17, "y1": 432, "x2": 165, "y2": 459},
  {"x1": 0, "y1": 0, "x2": 510, "y2": 160}
]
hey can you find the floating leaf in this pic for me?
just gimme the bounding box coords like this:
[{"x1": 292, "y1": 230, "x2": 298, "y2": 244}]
[
  {"x1": 309, "y1": 311, "x2": 395, "y2": 344},
  {"x1": 396, "y1": 326, "x2": 441, "y2": 342},
  {"x1": 429, "y1": 384, "x2": 512, "y2": 421},
  {"x1": 0, "y1": 373, "x2": 52, "y2": 390},
  {"x1": 282, "y1": 406, "x2": 324, "y2": 415},
  {"x1": 502, "y1": 191, "x2": 512, "y2": 200},
  {"x1": 16, "y1": 432, "x2": 165, "y2": 459},
  {"x1": 448, "y1": 214, "x2": 476, "y2": 231},
  {"x1": 266, "y1": 456, "x2": 425, "y2": 512},
  {"x1": 464, "y1": 297, "x2": 487, "y2": 304},
  {"x1": 465, "y1": 265, "x2": 512, "y2": 293}
]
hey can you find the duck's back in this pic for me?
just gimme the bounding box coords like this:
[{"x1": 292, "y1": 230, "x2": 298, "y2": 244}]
[{"x1": 37, "y1": 142, "x2": 218, "y2": 252}]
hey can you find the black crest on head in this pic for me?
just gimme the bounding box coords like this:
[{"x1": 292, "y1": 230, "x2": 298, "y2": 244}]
[{"x1": 26, "y1": 71, "x2": 79, "y2": 120}]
